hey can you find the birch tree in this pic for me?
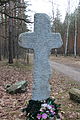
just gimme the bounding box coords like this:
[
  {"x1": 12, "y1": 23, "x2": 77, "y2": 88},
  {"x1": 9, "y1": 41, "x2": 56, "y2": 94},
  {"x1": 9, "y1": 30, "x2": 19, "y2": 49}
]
[{"x1": 65, "y1": 0, "x2": 70, "y2": 55}]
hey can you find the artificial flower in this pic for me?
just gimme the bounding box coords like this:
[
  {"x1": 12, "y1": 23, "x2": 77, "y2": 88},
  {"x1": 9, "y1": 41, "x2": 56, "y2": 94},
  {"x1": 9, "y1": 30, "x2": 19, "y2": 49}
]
[
  {"x1": 42, "y1": 113, "x2": 48, "y2": 119},
  {"x1": 37, "y1": 114, "x2": 41, "y2": 119},
  {"x1": 41, "y1": 103, "x2": 48, "y2": 107}
]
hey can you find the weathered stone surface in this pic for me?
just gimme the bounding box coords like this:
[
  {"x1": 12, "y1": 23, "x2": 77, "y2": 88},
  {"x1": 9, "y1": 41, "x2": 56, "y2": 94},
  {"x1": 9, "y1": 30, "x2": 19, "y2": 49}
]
[
  {"x1": 6, "y1": 80, "x2": 27, "y2": 94},
  {"x1": 18, "y1": 13, "x2": 63, "y2": 101},
  {"x1": 69, "y1": 88, "x2": 80, "y2": 103}
]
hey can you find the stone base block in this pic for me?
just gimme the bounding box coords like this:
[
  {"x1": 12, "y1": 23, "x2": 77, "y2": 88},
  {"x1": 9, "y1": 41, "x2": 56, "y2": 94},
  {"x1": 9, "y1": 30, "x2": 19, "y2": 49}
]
[
  {"x1": 6, "y1": 80, "x2": 27, "y2": 94},
  {"x1": 69, "y1": 88, "x2": 80, "y2": 103}
]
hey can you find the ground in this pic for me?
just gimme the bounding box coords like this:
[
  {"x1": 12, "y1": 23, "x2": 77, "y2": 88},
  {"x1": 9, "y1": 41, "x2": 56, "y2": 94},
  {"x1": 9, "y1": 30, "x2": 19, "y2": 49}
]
[
  {"x1": 50, "y1": 55, "x2": 80, "y2": 69},
  {"x1": 0, "y1": 56, "x2": 80, "y2": 120}
]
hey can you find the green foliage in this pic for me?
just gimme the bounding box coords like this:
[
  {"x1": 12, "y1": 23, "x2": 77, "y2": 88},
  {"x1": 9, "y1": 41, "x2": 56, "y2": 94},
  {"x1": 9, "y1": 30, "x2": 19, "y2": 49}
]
[
  {"x1": 22, "y1": 98, "x2": 61, "y2": 120},
  {"x1": 22, "y1": 100, "x2": 42, "y2": 120}
]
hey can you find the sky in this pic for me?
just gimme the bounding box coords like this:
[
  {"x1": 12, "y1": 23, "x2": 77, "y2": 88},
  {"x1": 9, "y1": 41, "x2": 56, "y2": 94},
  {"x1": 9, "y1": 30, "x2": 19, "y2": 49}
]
[
  {"x1": 29, "y1": 0, "x2": 68, "y2": 21},
  {"x1": 25, "y1": 0, "x2": 79, "y2": 29}
]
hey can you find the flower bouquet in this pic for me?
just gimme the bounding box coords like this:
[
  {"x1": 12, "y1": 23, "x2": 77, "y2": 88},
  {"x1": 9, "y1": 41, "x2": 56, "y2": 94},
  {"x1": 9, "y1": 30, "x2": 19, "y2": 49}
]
[{"x1": 22, "y1": 98, "x2": 61, "y2": 120}]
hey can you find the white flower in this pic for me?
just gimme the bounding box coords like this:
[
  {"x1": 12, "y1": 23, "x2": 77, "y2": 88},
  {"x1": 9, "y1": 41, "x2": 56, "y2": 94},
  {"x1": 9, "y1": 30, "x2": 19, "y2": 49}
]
[{"x1": 41, "y1": 103, "x2": 48, "y2": 108}]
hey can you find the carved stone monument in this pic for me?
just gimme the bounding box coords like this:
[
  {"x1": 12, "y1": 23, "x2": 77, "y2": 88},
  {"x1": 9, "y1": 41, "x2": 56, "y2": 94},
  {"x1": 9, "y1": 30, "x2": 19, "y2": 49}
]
[{"x1": 18, "y1": 13, "x2": 63, "y2": 101}]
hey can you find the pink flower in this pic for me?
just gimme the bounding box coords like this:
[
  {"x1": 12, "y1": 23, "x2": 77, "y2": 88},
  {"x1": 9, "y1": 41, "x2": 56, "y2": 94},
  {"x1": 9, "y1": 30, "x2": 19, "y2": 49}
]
[
  {"x1": 50, "y1": 109, "x2": 54, "y2": 113},
  {"x1": 37, "y1": 114, "x2": 41, "y2": 119},
  {"x1": 51, "y1": 111, "x2": 56, "y2": 115},
  {"x1": 42, "y1": 113, "x2": 48, "y2": 119}
]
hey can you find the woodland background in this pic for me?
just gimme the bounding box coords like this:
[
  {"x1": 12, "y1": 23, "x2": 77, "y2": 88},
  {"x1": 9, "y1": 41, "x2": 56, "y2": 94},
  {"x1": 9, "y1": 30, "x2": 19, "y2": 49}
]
[{"x1": 0, "y1": 0, "x2": 80, "y2": 64}]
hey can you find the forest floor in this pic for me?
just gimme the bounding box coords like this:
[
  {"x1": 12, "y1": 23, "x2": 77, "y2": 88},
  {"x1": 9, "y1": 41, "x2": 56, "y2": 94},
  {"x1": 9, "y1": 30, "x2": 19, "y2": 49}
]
[
  {"x1": 0, "y1": 56, "x2": 80, "y2": 120},
  {"x1": 50, "y1": 55, "x2": 80, "y2": 69}
]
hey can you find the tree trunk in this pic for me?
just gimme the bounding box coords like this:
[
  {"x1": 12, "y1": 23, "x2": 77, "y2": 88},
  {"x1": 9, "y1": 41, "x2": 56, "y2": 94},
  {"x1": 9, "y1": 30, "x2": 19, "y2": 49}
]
[
  {"x1": 8, "y1": 1, "x2": 13, "y2": 64},
  {"x1": 4, "y1": 3, "x2": 8, "y2": 59},
  {"x1": 0, "y1": 29, "x2": 2, "y2": 60},
  {"x1": 12, "y1": 2, "x2": 17, "y2": 59},
  {"x1": 65, "y1": 0, "x2": 70, "y2": 56},
  {"x1": 27, "y1": 49, "x2": 29, "y2": 64},
  {"x1": 74, "y1": 17, "x2": 77, "y2": 58},
  {"x1": 65, "y1": 20, "x2": 70, "y2": 55},
  {"x1": 0, "y1": 42, "x2": 1, "y2": 61},
  {"x1": 8, "y1": 18, "x2": 13, "y2": 63},
  {"x1": 0, "y1": 14, "x2": 2, "y2": 60},
  {"x1": 74, "y1": 8, "x2": 78, "y2": 58}
]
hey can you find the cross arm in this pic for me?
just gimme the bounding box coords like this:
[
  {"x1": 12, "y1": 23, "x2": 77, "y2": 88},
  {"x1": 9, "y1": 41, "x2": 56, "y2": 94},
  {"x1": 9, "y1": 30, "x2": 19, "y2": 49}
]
[
  {"x1": 48, "y1": 33, "x2": 63, "y2": 49},
  {"x1": 18, "y1": 32, "x2": 36, "y2": 49}
]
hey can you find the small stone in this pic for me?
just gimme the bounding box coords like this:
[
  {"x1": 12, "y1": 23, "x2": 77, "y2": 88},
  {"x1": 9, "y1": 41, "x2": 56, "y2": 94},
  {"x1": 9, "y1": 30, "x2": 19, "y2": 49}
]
[
  {"x1": 69, "y1": 88, "x2": 80, "y2": 103},
  {"x1": 5, "y1": 84, "x2": 11, "y2": 89},
  {"x1": 6, "y1": 80, "x2": 27, "y2": 94}
]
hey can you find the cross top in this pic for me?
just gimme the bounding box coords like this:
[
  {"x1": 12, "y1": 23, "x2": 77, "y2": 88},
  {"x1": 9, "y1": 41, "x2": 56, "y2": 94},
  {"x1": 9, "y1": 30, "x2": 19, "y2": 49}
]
[
  {"x1": 18, "y1": 13, "x2": 63, "y2": 101},
  {"x1": 34, "y1": 13, "x2": 51, "y2": 34}
]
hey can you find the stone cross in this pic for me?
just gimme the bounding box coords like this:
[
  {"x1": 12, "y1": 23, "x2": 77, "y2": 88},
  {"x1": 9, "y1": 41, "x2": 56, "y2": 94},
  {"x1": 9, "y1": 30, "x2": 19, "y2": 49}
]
[{"x1": 18, "y1": 13, "x2": 63, "y2": 101}]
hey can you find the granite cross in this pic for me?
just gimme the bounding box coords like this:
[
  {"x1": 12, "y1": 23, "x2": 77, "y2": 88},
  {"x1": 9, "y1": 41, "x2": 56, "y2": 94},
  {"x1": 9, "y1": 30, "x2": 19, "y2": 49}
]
[{"x1": 18, "y1": 13, "x2": 63, "y2": 101}]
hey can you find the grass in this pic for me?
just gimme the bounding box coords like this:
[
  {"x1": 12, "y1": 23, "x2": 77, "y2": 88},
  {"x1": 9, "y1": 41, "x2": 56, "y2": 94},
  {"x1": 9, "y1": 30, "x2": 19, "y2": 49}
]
[{"x1": 0, "y1": 59, "x2": 32, "y2": 71}]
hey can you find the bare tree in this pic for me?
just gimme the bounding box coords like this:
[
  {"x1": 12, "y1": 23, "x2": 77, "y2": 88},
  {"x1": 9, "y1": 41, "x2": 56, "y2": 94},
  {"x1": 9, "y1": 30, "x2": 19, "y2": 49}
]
[
  {"x1": 0, "y1": 0, "x2": 31, "y2": 63},
  {"x1": 8, "y1": 1, "x2": 14, "y2": 63},
  {"x1": 65, "y1": 0, "x2": 70, "y2": 55},
  {"x1": 0, "y1": 23, "x2": 2, "y2": 60},
  {"x1": 74, "y1": 9, "x2": 77, "y2": 58},
  {"x1": 74, "y1": 1, "x2": 80, "y2": 57},
  {"x1": 4, "y1": 3, "x2": 8, "y2": 58},
  {"x1": 0, "y1": 6, "x2": 4, "y2": 60}
]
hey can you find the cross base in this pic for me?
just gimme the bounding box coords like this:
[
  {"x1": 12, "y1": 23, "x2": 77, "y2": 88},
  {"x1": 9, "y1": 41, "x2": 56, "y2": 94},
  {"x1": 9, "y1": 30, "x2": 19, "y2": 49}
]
[{"x1": 22, "y1": 97, "x2": 61, "y2": 120}]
